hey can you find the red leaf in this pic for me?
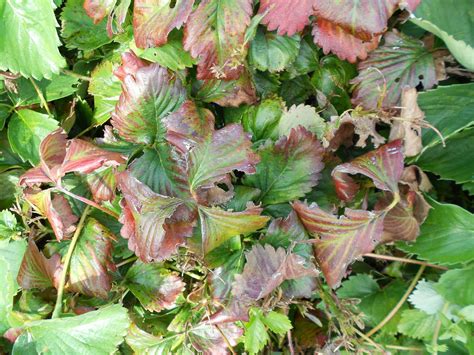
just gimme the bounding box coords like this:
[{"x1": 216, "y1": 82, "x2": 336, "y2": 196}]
[
  {"x1": 293, "y1": 201, "x2": 385, "y2": 288},
  {"x1": 332, "y1": 139, "x2": 404, "y2": 202},
  {"x1": 133, "y1": 0, "x2": 194, "y2": 48},
  {"x1": 232, "y1": 244, "x2": 318, "y2": 302},
  {"x1": 376, "y1": 190, "x2": 431, "y2": 243},
  {"x1": 163, "y1": 100, "x2": 215, "y2": 154},
  {"x1": 117, "y1": 172, "x2": 194, "y2": 262},
  {"x1": 17, "y1": 240, "x2": 62, "y2": 289},
  {"x1": 25, "y1": 189, "x2": 78, "y2": 241},
  {"x1": 188, "y1": 124, "x2": 260, "y2": 193},
  {"x1": 189, "y1": 322, "x2": 243, "y2": 354},
  {"x1": 112, "y1": 52, "x2": 186, "y2": 144},
  {"x1": 183, "y1": 0, "x2": 253, "y2": 80},
  {"x1": 200, "y1": 72, "x2": 257, "y2": 107},
  {"x1": 83, "y1": 0, "x2": 115, "y2": 24},
  {"x1": 258, "y1": 0, "x2": 314, "y2": 36},
  {"x1": 312, "y1": 19, "x2": 380, "y2": 62},
  {"x1": 86, "y1": 167, "x2": 117, "y2": 202}
]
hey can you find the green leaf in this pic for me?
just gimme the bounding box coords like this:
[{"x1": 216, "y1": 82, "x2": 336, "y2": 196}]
[
  {"x1": 61, "y1": 0, "x2": 112, "y2": 51},
  {"x1": 409, "y1": 280, "x2": 445, "y2": 315},
  {"x1": 125, "y1": 262, "x2": 184, "y2": 312},
  {"x1": 399, "y1": 197, "x2": 474, "y2": 265},
  {"x1": 337, "y1": 274, "x2": 380, "y2": 299},
  {"x1": 7, "y1": 109, "x2": 59, "y2": 165},
  {"x1": 132, "y1": 32, "x2": 195, "y2": 71},
  {"x1": 459, "y1": 305, "x2": 474, "y2": 322},
  {"x1": 0, "y1": 0, "x2": 66, "y2": 79},
  {"x1": 244, "y1": 309, "x2": 270, "y2": 355},
  {"x1": 0, "y1": 258, "x2": 16, "y2": 334},
  {"x1": 244, "y1": 126, "x2": 324, "y2": 205},
  {"x1": 126, "y1": 323, "x2": 185, "y2": 354},
  {"x1": 249, "y1": 27, "x2": 301, "y2": 73},
  {"x1": 0, "y1": 239, "x2": 27, "y2": 286},
  {"x1": 261, "y1": 311, "x2": 292, "y2": 335},
  {"x1": 416, "y1": 128, "x2": 474, "y2": 185},
  {"x1": 398, "y1": 309, "x2": 438, "y2": 341},
  {"x1": 352, "y1": 31, "x2": 437, "y2": 109},
  {"x1": 241, "y1": 98, "x2": 284, "y2": 141},
  {"x1": 7, "y1": 75, "x2": 79, "y2": 107},
  {"x1": 12, "y1": 304, "x2": 130, "y2": 354},
  {"x1": 198, "y1": 205, "x2": 269, "y2": 254},
  {"x1": 88, "y1": 60, "x2": 122, "y2": 126},
  {"x1": 411, "y1": 0, "x2": 474, "y2": 71},
  {"x1": 0, "y1": 210, "x2": 20, "y2": 240},
  {"x1": 68, "y1": 218, "x2": 115, "y2": 298},
  {"x1": 418, "y1": 83, "x2": 474, "y2": 149},
  {"x1": 436, "y1": 266, "x2": 474, "y2": 307},
  {"x1": 277, "y1": 104, "x2": 326, "y2": 139}
]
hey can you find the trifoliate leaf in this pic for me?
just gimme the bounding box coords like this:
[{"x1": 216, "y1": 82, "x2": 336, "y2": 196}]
[
  {"x1": 125, "y1": 262, "x2": 185, "y2": 312},
  {"x1": 133, "y1": 0, "x2": 193, "y2": 48},
  {"x1": 183, "y1": 0, "x2": 253, "y2": 80},
  {"x1": 0, "y1": 0, "x2": 66, "y2": 79},
  {"x1": 293, "y1": 201, "x2": 385, "y2": 288},
  {"x1": 68, "y1": 218, "x2": 115, "y2": 298},
  {"x1": 244, "y1": 126, "x2": 324, "y2": 205},
  {"x1": 61, "y1": 0, "x2": 112, "y2": 51},
  {"x1": 351, "y1": 31, "x2": 437, "y2": 109},
  {"x1": 111, "y1": 52, "x2": 186, "y2": 144},
  {"x1": 249, "y1": 27, "x2": 301, "y2": 73},
  {"x1": 17, "y1": 240, "x2": 62, "y2": 290},
  {"x1": 400, "y1": 199, "x2": 474, "y2": 265},
  {"x1": 332, "y1": 139, "x2": 404, "y2": 202},
  {"x1": 12, "y1": 304, "x2": 130, "y2": 354}
]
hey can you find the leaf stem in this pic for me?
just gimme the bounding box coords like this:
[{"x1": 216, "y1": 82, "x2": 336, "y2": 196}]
[
  {"x1": 61, "y1": 69, "x2": 92, "y2": 82},
  {"x1": 431, "y1": 302, "x2": 450, "y2": 355},
  {"x1": 56, "y1": 187, "x2": 119, "y2": 219},
  {"x1": 365, "y1": 265, "x2": 426, "y2": 338},
  {"x1": 52, "y1": 205, "x2": 90, "y2": 318},
  {"x1": 287, "y1": 329, "x2": 295, "y2": 355},
  {"x1": 364, "y1": 253, "x2": 448, "y2": 270},
  {"x1": 29, "y1": 78, "x2": 51, "y2": 115}
]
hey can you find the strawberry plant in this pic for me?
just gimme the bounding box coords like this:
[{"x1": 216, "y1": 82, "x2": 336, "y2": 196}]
[{"x1": 0, "y1": 0, "x2": 473, "y2": 353}]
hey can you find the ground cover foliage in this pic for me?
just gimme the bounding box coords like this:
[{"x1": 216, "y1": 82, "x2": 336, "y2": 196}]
[{"x1": 0, "y1": 0, "x2": 473, "y2": 353}]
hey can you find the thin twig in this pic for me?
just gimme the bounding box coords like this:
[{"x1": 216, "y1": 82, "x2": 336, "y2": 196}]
[
  {"x1": 364, "y1": 253, "x2": 448, "y2": 270},
  {"x1": 287, "y1": 329, "x2": 295, "y2": 355},
  {"x1": 355, "y1": 329, "x2": 384, "y2": 352},
  {"x1": 116, "y1": 256, "x2": 137, "y2": 268},
  {"x1": 56, "y1": 187, "x2": 119, "y2": 219},
  {"x1": 61, "y1": 69, "x2": 92, "y2": 82},
  {"x1": 365, "y1": 265, "x2": 426, "y2": 338},
  {"x1": 52, "y1": 205, "x2": 90, "y2": 318}
]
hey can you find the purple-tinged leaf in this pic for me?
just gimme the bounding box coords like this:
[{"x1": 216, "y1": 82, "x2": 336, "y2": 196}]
[
  {"x1": 183, "y1": 0, "x2": 253, "y2": 80},
  {"x1": 198, "y1": 72, "x2": 257, "y2": 107},
  {"x1": 83, "y1": 0, "x2": 114, "y2": 24},
  {"x1": 293, "y1": 201, "x2": 385, "y2": 288},
  {"x1": 125, "y1": 262, "x2": 185, "y2": 312},
  {"x1": 163, "y1": 100, "x2": 215, "y2": 154},
  {"x1": 111, "y1": 52, "x2": 186, "y2": 144},
  {"x1": 117, "y1": 172, "x2": 194, "y2": 262},
  {"x1": 376, "y1": 190, "x2": 431, "y2": 243},
  {"x1": 232, "y1": 244, "x2": 318, "y2": 302},
  {"x1": 258, "y1": 0, "x2": 314, "y2": 36},
  {"x1": 85, "y1": 166, "x2": 117, "y2": 202},
  {"x1": 188, "y1": 124, "x2": 259, "y2": 193},
  {"x1": 244, "y1": 126, "x2": 325, "y2": 205},
  {"x1": 25, "y1": 189, "x2": 78, "y2": 241},
  {"x1": 133, "y1": 0, "x2": 194, "y2": 48},
  {"x1": 332, "y1": 139, "x2": 404, "y2": 202},
  {"x1": 198, "y1": 205, "x2": 269, "y2": 254},
  {"x1": 351, "y1": 31, "x2": 437, "y2": 109},
  {"x1": 188, "y1": 322, "x2": 243, "y2": 355},
  {"x1": 17, "y1": 240, "x2": 62, "y2": 289},
  {"x1": 68, "y1": 218, "x2": 116, "y2": 298},
  {"x1": 20, "y1": 129, "x2": 126, "y2": 186}
]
